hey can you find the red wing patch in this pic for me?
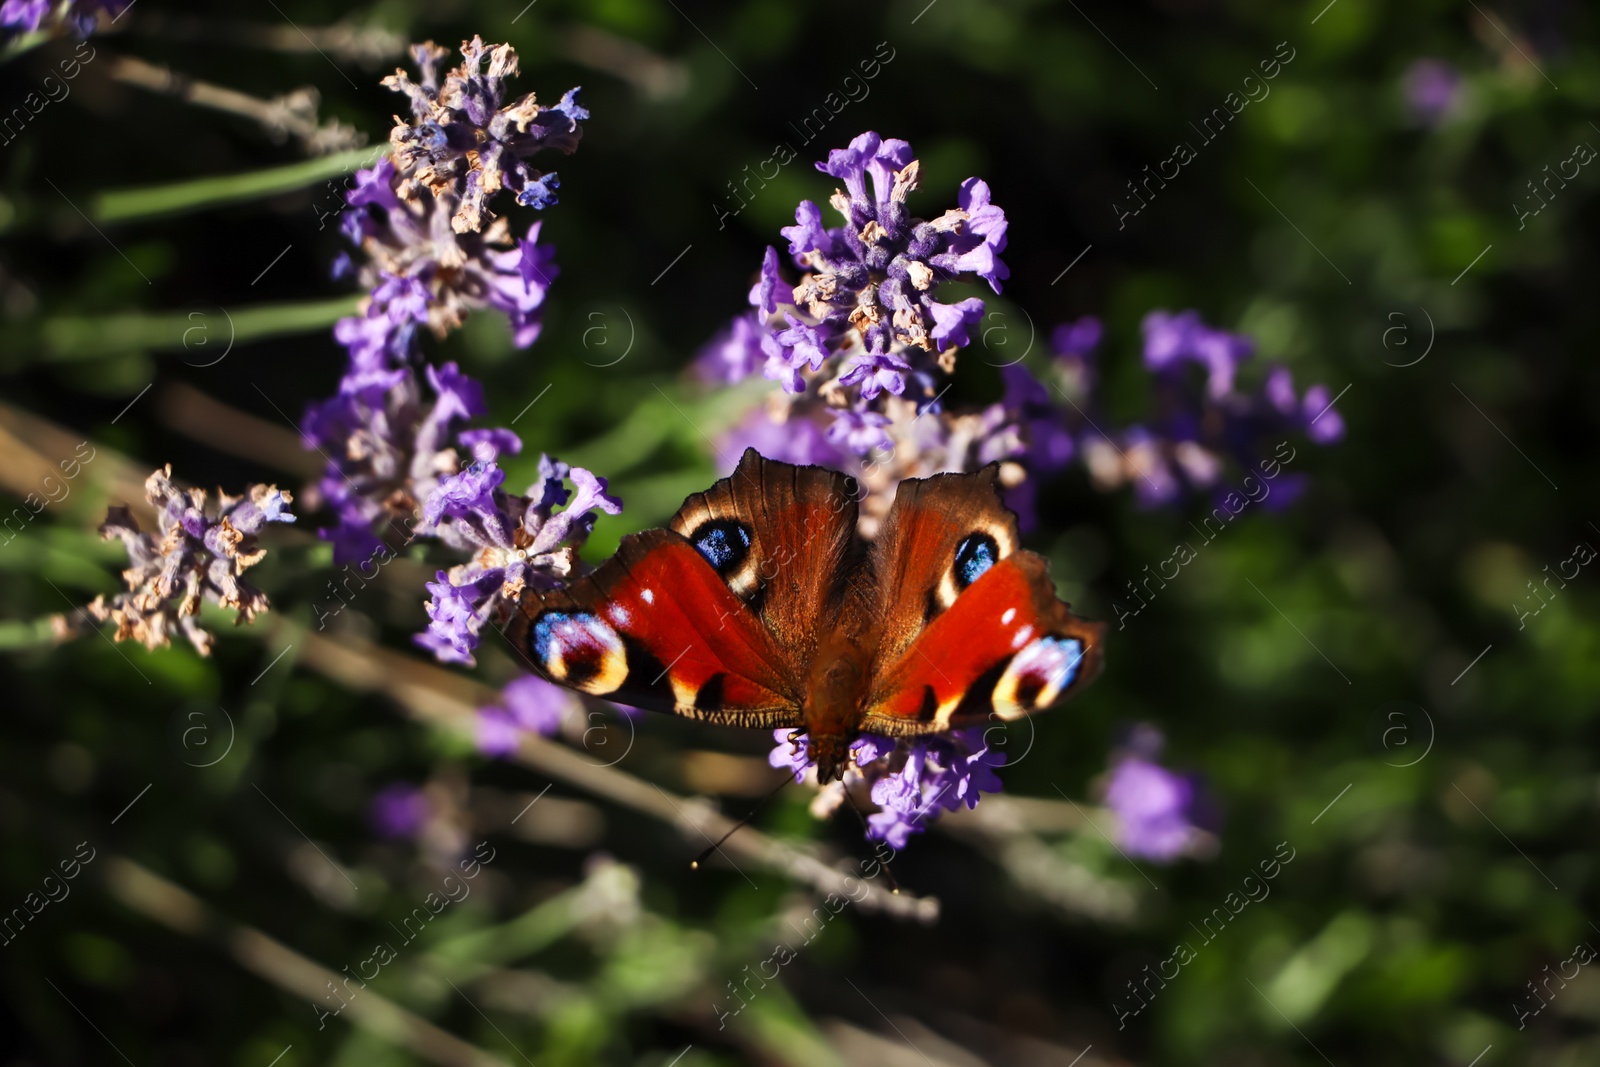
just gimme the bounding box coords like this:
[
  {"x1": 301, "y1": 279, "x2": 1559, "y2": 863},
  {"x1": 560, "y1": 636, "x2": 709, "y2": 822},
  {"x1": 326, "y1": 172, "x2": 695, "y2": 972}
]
[
  {"x1": 861, "y1": 552, "x2": 1105, "y2": 735},
  {"x1": 508, "y1": 530, "x2": 802, "y2": 728}
]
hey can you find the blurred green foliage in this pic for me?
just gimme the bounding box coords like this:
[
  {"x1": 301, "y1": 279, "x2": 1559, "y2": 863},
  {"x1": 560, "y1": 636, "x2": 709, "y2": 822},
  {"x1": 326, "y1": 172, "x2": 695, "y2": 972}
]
[{"x1": 2, "y1": 0, "x2": 1598, "y2": 1064}]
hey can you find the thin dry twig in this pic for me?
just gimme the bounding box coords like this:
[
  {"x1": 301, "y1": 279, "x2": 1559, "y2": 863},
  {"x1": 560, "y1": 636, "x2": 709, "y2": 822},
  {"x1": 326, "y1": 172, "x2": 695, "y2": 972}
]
[
  {"x1": 107, "y1": 54, "x2": 365, "y2": 154},
  {"x1": 132, "y1": 16, "x2": 407, "y2": 67},
  {"x1": 292, "y1": 622, "x2": 939, "y2": 922},
  {"x1": 102, "y1": 856, "x2": 511, "y2": 1067}
]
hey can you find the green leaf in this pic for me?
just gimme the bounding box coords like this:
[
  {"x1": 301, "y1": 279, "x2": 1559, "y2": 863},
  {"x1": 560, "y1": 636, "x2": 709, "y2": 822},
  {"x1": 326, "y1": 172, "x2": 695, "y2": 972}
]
[
  {"x1": 92, "y1": 145, "x2": 386, "y2": 224},
  {"x1": 27, "y1": 296, "x2": 359, "y2": 361}
]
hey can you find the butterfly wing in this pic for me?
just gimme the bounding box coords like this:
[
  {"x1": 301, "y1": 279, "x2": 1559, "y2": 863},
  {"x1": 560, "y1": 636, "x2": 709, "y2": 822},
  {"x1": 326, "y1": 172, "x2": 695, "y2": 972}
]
[
  {"x1": 859, "y1": 468, "x2": 1105, "y2": 735},
  {"x1": 507, "y1": 448, "x2": 863, "y2": 729},
  {"x1": 668, "y1": 447, "x2": 861, "y2": 669},
  {"x1": 507, "y1": 529, "x2": 801, "y2": 727}
]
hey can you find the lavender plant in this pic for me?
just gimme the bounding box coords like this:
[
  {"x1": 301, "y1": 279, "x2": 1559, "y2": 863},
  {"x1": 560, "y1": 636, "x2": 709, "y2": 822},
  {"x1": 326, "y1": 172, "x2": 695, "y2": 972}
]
[
  {"x1": 66, "y1": 466, "x2": 295, "y2": 656},
  {"x1": 296, "y1": 37, "x2": 623, "y2": 667},
  {"x1": 699, "y1": 131, "x2": 1025, "y2": 533}
]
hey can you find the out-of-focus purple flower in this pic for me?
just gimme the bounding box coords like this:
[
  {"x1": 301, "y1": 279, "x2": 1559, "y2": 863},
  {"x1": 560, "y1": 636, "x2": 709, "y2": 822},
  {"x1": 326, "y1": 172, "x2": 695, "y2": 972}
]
[
  {"x1": 476, "y1": 706, "x2": 522, "y2": 757},
  {"x1": 695, "y1": 311, "x2": 770, "y2": 385},
  {"x1": 1300, "y1": 383, "x2": 1346, "y2": 443},
  {"x1": 370, "y1": 783, "x2": 431, "y2": 838},
  {"x1": 415, "y1": 457, "x2": 622, "y2": 666},
  {"x1": 718, "y1": 407, "x2": 851, "y2": 473},
  {"x1": 1001, "y1": 363, "x2": 1075, "y2": 473},
  {"x1": 1142, "y1": 309, "x2": 1253, "y2": 399},
  {"x1": 0, "y1": 0, "x2": 49, "y2": 32},
  {"x1": 827, "y1": 408, "x2": 893, "y2": 454},
  {"x1": 769, "y1": 727, "x2": 1004, "y2": 849},
  {"x1": 475, "y1": 674, "x2": 575, "y2": 757},
  {"x1": 2, "y1": 0, "x2": 126, "y2": 36},
  {"x1": 1403, "y1": 59, "x2": 1463, "y2": 126},
  {"x1": 79, "y1": 467, "x2": 295, "y2": 656},
  {"x1": 1103, "y1": 724, "x2": 1211, "y2": 863},
  {"x1": 1062, "y1": 310, "x2": 1344, "y2": 506},
  {"x1": 1266, "y1": 367, "x2": 1346, "y2": 444},
  {"x1": 1052, "y1": 316, "x2": 1104, "y2": 360},
  {"x1": 383, "y1": 37, "x2": 586, "y2": 231}
]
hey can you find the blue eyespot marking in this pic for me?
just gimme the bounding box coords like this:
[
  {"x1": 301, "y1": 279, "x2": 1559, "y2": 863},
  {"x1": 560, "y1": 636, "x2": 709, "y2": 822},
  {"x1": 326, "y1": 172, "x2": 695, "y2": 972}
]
[
  {"x1": 954, "y1": 533, "x2": 999, "y2": 589},
  {"x1": 532, "y1": 611, "x2": 577, "y2": 664},
  {"x1": 530, "y1": 610, "x2": 626, "y2": 690},
  {"x1": 1005, "y1": 636, "x2": 1085, "y2": 709},
  {"x1": 1042, "y1": 637, "x2": 1084, "y2": 691},
  {"x1": 531, "y1": 611, "x2": 612, "y2": 663},
  {"x1": 691, "y1": 519, "x2": 753, "y2": 574}
]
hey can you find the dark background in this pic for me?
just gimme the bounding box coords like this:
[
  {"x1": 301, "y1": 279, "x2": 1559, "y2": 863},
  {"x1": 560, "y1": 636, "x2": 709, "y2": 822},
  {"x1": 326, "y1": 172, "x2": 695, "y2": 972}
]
[{"x1": 2, "y1": 0, "x2": 1597, "y2": 1064}]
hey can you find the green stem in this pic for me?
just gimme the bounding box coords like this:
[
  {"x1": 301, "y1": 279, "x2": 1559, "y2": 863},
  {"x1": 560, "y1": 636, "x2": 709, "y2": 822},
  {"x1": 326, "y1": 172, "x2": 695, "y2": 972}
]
[
  {"x1": 0, "y1": 28, "x2": 51, "y2": 65},
  {"x1": 30, "y1": 295, "x2": 360, "y2": 361},
  {"x1": 93, "y1": 144, "x2": 386, "y2": 223}
]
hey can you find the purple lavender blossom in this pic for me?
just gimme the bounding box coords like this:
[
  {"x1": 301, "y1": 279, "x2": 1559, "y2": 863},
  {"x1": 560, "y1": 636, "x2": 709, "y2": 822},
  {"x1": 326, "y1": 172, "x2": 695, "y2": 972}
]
[
  {"x1": 696, "y1": 131, "x2": 1027, "y2": 529},
  {"x1": 79, "y1": 467, "x2": 295, "y2": 656},
  {"x1": 383, "y1": 38, "x2": 586, "y2": 229},
  {"x1": 415, "y1": 456, "x2": 622, "y2": 666},
  {"x1": 301, "y1": 359, "x2": 497, "y2": 566},
  {"x1": 332, "y1": 37, "x2": 580, "y2": 351},
  {"x1": 305, "y1": 37, "x2": 584, "y2": 560},
  {"x1": 1403, "y1": 59, "x2": 1463, "y2": 126},
  {"x1": 1102, "y1": 725, "x2": 1211, "y2": 863},
  {"x1": 865, "y1": 729, "x2": 1005, "y2": 850},
  {"x1": 475, "y1": 673, "x2": 575, "y2": 757},
  {"x1": 769, "y1": 729, "x2": 893, "y2": 783},
  {"x1": 759, "y1": 131, "x2": 1009, "y2": 414},
  {"x1": 338, "y1": 161, "x2": 560, "y2": 350},
  {"x1": 370, "y1": 784, "x2": 431, "y2": 838},
  {"x1": 769, "y1": 727, "x2": 1003, "y2": 849}
]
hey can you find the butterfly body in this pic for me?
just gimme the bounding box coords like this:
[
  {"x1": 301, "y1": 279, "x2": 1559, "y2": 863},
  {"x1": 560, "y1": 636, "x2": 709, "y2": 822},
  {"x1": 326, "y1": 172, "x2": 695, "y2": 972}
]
[
  {"x1": 798, "y1": 613, "x2": 879, "y2": 779},
  {"x1": 509, "y1": 449, "x2": 1105, "y2": 782}
]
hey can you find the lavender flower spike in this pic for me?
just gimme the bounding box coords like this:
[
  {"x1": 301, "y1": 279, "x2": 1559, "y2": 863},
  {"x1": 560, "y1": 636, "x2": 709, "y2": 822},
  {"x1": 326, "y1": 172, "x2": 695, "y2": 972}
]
[
  {"x1": 415, "y1": 457, "x2": 622, "y2": 666},
  {"x1": 383, "y1": 36, "x2": 587, "y2": 232},
  {"x1": 755, "y1": 131, "x2": 1010, "y2": 414},
  {"x1": 79, "y1": 466, "x2": 296, "y2": 656}
]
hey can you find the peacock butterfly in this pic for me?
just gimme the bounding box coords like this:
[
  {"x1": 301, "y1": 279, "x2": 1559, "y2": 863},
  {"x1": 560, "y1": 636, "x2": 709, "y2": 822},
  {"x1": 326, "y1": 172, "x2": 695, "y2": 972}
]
[{"x1": 507, "y1": 449, "x2": 1105, "y2": 782}]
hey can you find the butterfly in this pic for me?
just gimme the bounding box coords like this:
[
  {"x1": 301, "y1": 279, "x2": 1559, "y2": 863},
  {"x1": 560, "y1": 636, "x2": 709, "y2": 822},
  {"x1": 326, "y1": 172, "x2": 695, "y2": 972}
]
[{"x1": 507, "y1": 449, "x2": 1105, "y2": 783}]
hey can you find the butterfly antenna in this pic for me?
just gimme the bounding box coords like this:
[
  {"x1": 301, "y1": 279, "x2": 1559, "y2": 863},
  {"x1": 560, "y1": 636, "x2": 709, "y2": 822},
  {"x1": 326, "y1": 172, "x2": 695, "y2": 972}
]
[
  {"x1": 691, "y1": 773, "x2": 793, "y2": 871},
  {"x1": 841, "y1": 783, "x2": 900, "y2": 895}
]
